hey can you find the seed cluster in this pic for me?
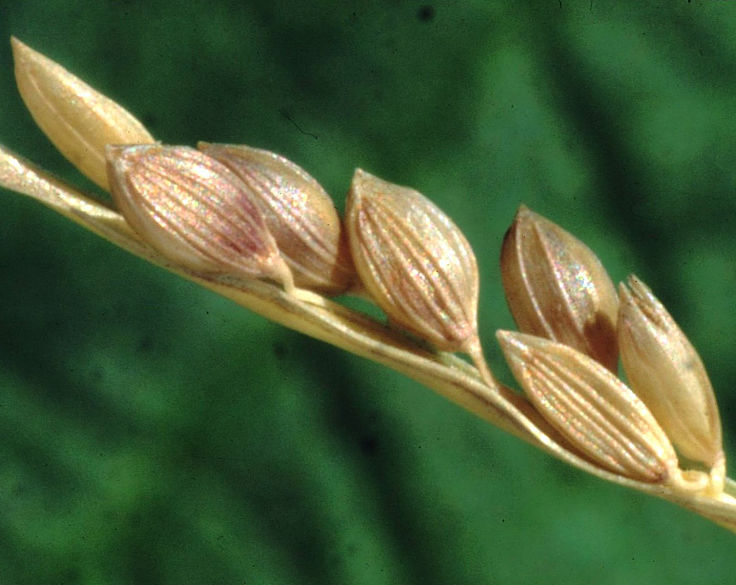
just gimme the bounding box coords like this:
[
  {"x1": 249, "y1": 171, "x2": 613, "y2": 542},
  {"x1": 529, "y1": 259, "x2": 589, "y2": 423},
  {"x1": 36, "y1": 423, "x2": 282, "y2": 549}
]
[
  {"x1": 3, "y1": 37, "x2": 731, "y2": 520},
  {"x1": 499, "y1": 212, "x2": 724, "y2": 492},
  {"x1": 104, "y1": 136, "x2": 727, "y2": 492}
]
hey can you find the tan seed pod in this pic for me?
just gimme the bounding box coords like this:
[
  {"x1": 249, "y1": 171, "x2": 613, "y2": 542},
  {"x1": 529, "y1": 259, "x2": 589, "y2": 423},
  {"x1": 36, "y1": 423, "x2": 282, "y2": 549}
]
[
  {"x1": 497, "y1": 330, "x2": 679, "y2": 482},
  {"x1": 198, "y1": 143, "x2": 354, "y2": 295},
  {"x1": 618, "y1": 276, "x2": 723, "y2": 471},
  {"x1": 501, "y1": 206, "x2": 619, "y2": 372},
  {"x1": 106, "y1": 144, "x2": 293, "y2": 290},
  {"x1": 346, "y1": 169, "x2": 493, "y2": 381},
  {"x1": 12, "y1": 37, "x2": 154, "y2": 190}
]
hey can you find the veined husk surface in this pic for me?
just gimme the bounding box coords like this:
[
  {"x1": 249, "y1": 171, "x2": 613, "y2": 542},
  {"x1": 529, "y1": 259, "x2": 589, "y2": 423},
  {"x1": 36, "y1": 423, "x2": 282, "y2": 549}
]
[{"x1": 1, "y1": 37, "x2": 735, "y2": 535}]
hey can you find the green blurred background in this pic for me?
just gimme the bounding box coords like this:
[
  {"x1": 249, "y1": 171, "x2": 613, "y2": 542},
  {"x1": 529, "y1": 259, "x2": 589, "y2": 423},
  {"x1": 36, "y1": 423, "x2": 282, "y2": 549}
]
[{"x1": 1, "y1": 1, "x2": 736, "y2": 583}]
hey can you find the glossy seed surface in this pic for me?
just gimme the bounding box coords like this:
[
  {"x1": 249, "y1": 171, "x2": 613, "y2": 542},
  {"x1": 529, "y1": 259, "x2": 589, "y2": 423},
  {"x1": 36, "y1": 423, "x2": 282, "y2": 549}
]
[
  {"x1": 619, "y1": 276, "x2": 723, "y2": 469},
  {"x1": 12, "y1": 37, "x2": 154, "y2": 189},
  {"x1": 199, "y1": 143, "x2": 354, "y2": 294},
  {"x1": 501, "y1": 206, "x2": 619, "y2": 371},
  {"x1": 346, "y1": 169, "x2": 479, "y2": 352},
  {"x1": 107, "y1": 144, "x2": 292, "y2": 288},
  {"x1": 498, "y1": 330, "x2": 678, "y2": 482}
]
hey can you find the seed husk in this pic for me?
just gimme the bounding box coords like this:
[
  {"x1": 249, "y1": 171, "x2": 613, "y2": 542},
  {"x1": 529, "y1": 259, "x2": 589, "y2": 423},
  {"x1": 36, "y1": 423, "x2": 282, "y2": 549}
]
[
  {"x1": 106, "y1": 144, "x2": 293, "y2": 290},
  {"x1": 198, "y1": 143, "x2": 354, "y2": 295},
  {"x1": 346, "y1": 169, "x2": 493, "y2": 382},
  {"x1": 497, "y1": 330, "x2": 678, "y2": 482},
  {"x1": 501, "y1": 206, "x2": 619, "y2": 372},
  {"x1": 12, "y1": 37, "x2": 154, "y2": 190},
  {"x1": 618, "y1": 276, "x2": 723, "y2": 471}
]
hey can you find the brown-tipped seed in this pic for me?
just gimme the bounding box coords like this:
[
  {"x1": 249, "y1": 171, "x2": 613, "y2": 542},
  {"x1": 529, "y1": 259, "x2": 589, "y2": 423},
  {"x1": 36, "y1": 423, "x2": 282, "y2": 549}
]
[
  {"x1": 12, "y1": 37, "x2": 154, "y2": 190},
  {"x1": 106, "y1": 144, "x2": 293, "y2": 290},
  {"x1": 346, "y1": 170, "x2": 481, "y2": 352},
  {"x1": 618, "y1": 276, "x2": 723, "y2": 470},
  {"x1": 497, "y1": 330, "x2": 678, "y2": 482},
  {"x1": 501, "y1": 206, "x2": 619, "y2": 372},
  {"x1": 198, "y1": 143, "x2": 354, "y2": 294}
]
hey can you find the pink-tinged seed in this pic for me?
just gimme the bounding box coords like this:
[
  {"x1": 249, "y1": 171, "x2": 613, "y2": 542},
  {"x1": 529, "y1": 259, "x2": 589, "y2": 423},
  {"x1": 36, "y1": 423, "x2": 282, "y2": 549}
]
[
  {"x1": 199, "y1": 143, "x2": 354, "y2": 294},
  {"x1": 106, "y1": 144, "x2": 293, "y2": 289}
]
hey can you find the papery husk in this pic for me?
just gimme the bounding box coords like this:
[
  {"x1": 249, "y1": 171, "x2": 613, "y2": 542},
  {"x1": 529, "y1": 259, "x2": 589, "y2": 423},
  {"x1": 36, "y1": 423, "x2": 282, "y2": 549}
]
[
  {"x1": 12, "y1": 37, "x2": 154, "y2": 190},
  {"x1": 346, "y1": 170, "x2": 479, "y2": 351},
  {"x1": 501, "y1": 206, "x2": 619, "y2": 371},
  {"x1": 199, "y1": 143, "x2": 354, "y2": 295},
  {"x1": 106, "y1": 144, "x2": 293, "y2": 290},
  {"x1": 498, "y1": 330, "x2": 679, "y2": 483},
  {"x1": 346, "y1": 169, "x2": 494, "y2": 383},
  {"x1": 618, "y1": 276, "x2": 724, "y2": 474}
]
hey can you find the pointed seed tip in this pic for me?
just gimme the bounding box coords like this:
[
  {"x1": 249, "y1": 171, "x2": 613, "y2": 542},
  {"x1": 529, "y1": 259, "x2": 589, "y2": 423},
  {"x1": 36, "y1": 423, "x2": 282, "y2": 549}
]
[
  {"x1": 349, "y1": 169, "x2": 369, "y2": 202},
  {"x1": 628, "y1": 273, "x2": 643, "y2": 286},
  {"x1": 495, "y1": 329, "x2": 511, "y2": 342},
  {"x1": 626, "y1": 275, "x2": 653, "y2": 300},
  {"x1": 495, "y1": 330, "x2": 530, "y2": 354},
  {"x1": 617, "y1": 283, "x2": 635, "y2": 315},
  {"x1": 512, "y1": 205, "x2": 542, "y2": 228},
  {"x1": 10, "y1": 37, "x2": 28, "y2": 62},
  {"x1": 10, "y1": 36, "x2": 26, "y2": 51},
  {"x1": 515, "y1": 203, "x2": 533, "y2": 217},
  {"x1": 10, "y1": 37, "x2": 41, "y2": 64}
]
